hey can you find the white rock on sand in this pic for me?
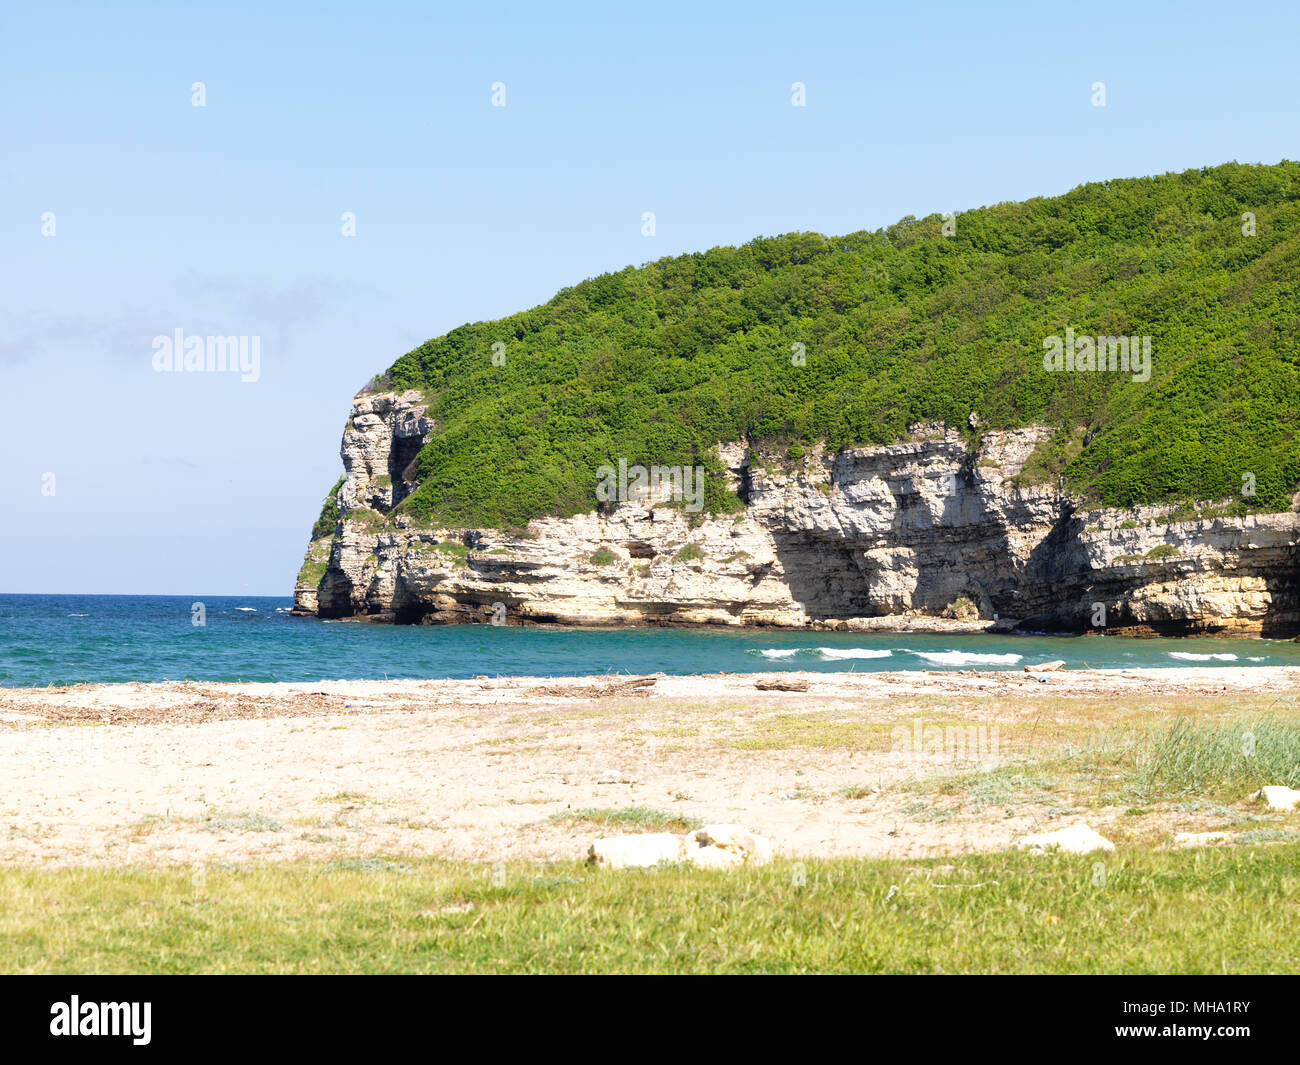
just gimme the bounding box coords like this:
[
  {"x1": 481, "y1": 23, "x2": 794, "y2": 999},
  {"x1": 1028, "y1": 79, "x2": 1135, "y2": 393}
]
[
  {"x1": 1015, "y1": 824, "x2": 1115, "y2": 854},
  {"x1": 587, "y1": 833, "x2": 683, "y2": 869},
  {"x1": 1250, "y1": 785, "x2": 1300, "y2": 811},
  {"x1": 588, "y1": 823, "x2": 774, "y2": 869},
  {"x1": 685, "y1": 824, "x2": 775, "y2": 868}
]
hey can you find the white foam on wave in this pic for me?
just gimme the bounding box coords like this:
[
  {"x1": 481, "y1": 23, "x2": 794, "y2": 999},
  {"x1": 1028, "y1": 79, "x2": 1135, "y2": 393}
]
[
  {"x1": 1168, "y1": 652, "x2": 1237, "y2": 662},
  {"x1": 758, "y1": 648, "x2": 800, "y2": 659},
  {"x1": 235, "y1": 607, "x2": 257, "y2": 612},
  {"x1": 67, "y1": 613, "x2": 89, "y2": 617},
  {"x1": 817, "y1": 648, "x2": 894, "y2": 660},
  {"x1": 909, "y1": 650, "x2": 1022, "y2": 666},
  {"x1": 1248, "y1": 656, "x2": 1267, "y2": 662}
]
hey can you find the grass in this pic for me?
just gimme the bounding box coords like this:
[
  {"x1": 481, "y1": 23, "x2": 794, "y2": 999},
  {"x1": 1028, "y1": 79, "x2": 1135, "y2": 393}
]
[
  {"x1": 729, "y1": 712, "x2": 892, "y2": 752},
  {"x1": 3, "y1": 848, "x2": 1300, "y2": 973},
  {"x1": 730, "y1": 710, "x2": 1008, "y2": 757},
  {"x1": 341, "y1": 507, "x2": 388, "y2": 531},
  {"x1": 900, "y1": 800, "x2": 957, "y2": 824},
  {"x1": 431, "y1": 541, "x2": 470, "y2": 558},
  {"x1": 1135, "y1": 715, "x2": 1300, "y2": 797},
  {"x1": 127, "y1": 810, "x2": 287, "y2": 836},
  {"x1": 961, "y1": 771, "x2": 1066, "y2": 811},
  {"x1": 200, "y1": 812, "x2": 286, "y2": 834},
  {"x1": 315, "y1": 792, "x2": 373, "y2": 806},
  {"x1": 1234, "y1": 828, "x2": 1300, "y2": 845},
  {"x1": 549, "y1": 807, "x2": 700, "y2": 833},
  {"x1": 295, "y1": 560, "x2": 327, "y2": 586}
]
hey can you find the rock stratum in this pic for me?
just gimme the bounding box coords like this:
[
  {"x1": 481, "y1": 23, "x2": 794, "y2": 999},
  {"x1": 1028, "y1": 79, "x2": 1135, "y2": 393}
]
[{"x1": 294, "y1": 388, "x2": 1300, "y2": 637}]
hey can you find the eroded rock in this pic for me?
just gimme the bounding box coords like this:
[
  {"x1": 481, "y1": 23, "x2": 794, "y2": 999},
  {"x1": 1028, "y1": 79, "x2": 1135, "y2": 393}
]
[{"x1": 296, "y1": 400, "x2": 1300, "y2": 636}]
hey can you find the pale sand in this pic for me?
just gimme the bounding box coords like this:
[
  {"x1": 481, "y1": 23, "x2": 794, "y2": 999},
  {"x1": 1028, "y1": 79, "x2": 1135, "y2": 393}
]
[{"x1": 1, "y1": 667, "x2": 1297, "y2": 868}]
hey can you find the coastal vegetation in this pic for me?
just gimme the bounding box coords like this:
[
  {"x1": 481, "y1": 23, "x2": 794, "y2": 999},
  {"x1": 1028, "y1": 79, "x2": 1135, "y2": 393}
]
[
  {"x1": 4, "y1": 847, "x2": 1298, "y2": 973},
  {"x1": 359, "y1": 162, "x2": 1299, "y2": 530},
  {"x1": 310, "y1": 477, "x2": 344, "y2": 540}
]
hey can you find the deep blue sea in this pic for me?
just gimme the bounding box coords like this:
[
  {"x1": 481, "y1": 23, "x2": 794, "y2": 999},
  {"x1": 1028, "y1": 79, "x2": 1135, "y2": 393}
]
[{"x1": 2, "y1": 594, "x2": 1299, "y2": 688}]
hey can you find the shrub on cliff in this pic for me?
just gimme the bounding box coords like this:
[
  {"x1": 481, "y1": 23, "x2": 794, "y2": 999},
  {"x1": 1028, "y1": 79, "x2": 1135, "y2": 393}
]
[
  {"x1": 310, "y1": 478, "x2": 344, "y2": 540},
  {"x1": 373, "y1": 162, "x2": 1300, "y2": 529}
]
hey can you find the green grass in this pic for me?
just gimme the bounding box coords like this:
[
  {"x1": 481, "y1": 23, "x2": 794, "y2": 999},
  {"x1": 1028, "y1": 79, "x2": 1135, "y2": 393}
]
[
  {"x1": 315, "y1": 792, "x2": 373, "y2": 806},
  {"x1": 729, "y1": 712, "x2": 891, "y2": 751},
  {"x1": 1136, "y1": 715, "x2": 1300, "y2": 796},
  {"x1": 4, "y1": 848, "x2": 1300, "y2": 972},
  {"x1": 309, "y1": 477, "x2": 344, "y2": 540},
  {"x1": 295, "y1": 560, "x2": 327, "y2": 586},
  {"x1": 431, "y1": 541, "x2": 470, "y2": 558},
  {"x1": 549, "y1": 807, "x2": 699, "y2": 832},
  {"x1": 1234, "y1": 828, "x2": 1300, "y2": 845},
  {"x1": 340, "y1": 507, "x2": 387, "y2": 531},
  {"x1": 910, "y1": 711, "x2": 1300, "y2": 817},
  {"x1": 199, "y1": 812, "x2": 285, "y2": 834}
]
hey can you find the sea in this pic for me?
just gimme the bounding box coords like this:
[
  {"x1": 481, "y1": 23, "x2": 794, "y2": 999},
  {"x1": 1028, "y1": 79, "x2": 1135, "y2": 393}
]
[{"x1": 2, "y1": 594, "x2": 1298, "y2": 688}]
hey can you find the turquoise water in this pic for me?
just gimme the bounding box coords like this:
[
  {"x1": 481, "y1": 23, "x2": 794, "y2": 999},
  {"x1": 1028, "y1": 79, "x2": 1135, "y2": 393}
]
[{"x1": 2, "y1": 594, "x2": 1298, "y2": 688}]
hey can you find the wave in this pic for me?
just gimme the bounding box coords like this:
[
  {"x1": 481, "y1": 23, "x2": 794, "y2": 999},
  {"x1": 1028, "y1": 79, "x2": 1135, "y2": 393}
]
[
  {"x1": 1168, "y1": 652, "x2": 1237, "y2": 662},
  {"x1": 757, "y1": 648, "x2": 800, "y2": 659},
  {"x1": 66, "y1": 613, "x2": 89, "y2": 617},
  {"x1": 234, "y1": 607, "x2": 257, "y2": 612},
  {"x1": 817, "y1": 648, "x2": 893, "y2": 660},
  {"x1": 908, "y1": 650, "x2": 1022, "y2": 666}
]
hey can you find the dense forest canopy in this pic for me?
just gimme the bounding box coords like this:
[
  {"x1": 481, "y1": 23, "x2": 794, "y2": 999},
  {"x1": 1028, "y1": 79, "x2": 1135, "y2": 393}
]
[{"x1": 368, "y1": 162, "x2": 1300, "y2": 530}]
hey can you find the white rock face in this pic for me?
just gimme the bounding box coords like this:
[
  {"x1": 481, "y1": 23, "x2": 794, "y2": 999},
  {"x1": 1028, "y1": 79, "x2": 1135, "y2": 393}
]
[
  {"x1": 1015, "y1": 824, "x2": 1115, "y2": 854},
  {"x1": 1251, "y1": 786, "x2": 1300, "y2": 811},
  {"x1": 296, "y1": 391, "x2": 1300, "y2": 636}
]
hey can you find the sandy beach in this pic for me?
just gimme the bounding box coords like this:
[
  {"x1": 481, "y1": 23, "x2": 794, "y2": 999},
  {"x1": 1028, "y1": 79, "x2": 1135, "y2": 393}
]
[{"x1": 2, "y1": 667, "x2": 1298, "y2": 868}]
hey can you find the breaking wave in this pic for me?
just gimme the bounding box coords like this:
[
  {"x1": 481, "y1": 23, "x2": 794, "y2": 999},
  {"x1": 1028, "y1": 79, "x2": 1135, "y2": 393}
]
[
  {"x1": 908, "y1": 650, "x2": 1022, "y2": 666},
  {"x1": 750, "y1": 647, "x2": 895, "y2": 661}
]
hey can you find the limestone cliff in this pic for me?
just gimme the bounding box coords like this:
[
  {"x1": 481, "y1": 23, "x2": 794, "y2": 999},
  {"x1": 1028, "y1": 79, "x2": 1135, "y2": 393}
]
[{"x1": 293, "y1": 389, "x2": 1300, "y2": 637}]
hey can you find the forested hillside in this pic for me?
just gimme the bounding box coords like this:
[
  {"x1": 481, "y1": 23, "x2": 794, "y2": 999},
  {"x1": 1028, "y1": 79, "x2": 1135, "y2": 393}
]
[{"x1": 373, "y1": 162, "x2": 1300, "y2": 529}]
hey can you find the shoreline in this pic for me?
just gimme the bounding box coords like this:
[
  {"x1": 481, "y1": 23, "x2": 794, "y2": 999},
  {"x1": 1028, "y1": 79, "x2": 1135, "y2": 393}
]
[
  {"x1": 4, "y1": 664, "x2": 1300, "y2": 700},
  {"x1": 1, "y1": 667, "x2": 1296, "y2": 870}
]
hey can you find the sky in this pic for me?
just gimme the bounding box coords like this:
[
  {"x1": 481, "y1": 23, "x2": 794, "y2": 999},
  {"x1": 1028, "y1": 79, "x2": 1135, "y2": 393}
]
[{"x1": 2, "y1": 0, "x2": 1297, "y2": 594}]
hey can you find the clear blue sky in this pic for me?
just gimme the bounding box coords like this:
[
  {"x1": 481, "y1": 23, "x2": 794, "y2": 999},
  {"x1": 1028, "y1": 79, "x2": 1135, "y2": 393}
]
[{"x1": 2, "y1": 0, "x2": 1297, "y2": 594}]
